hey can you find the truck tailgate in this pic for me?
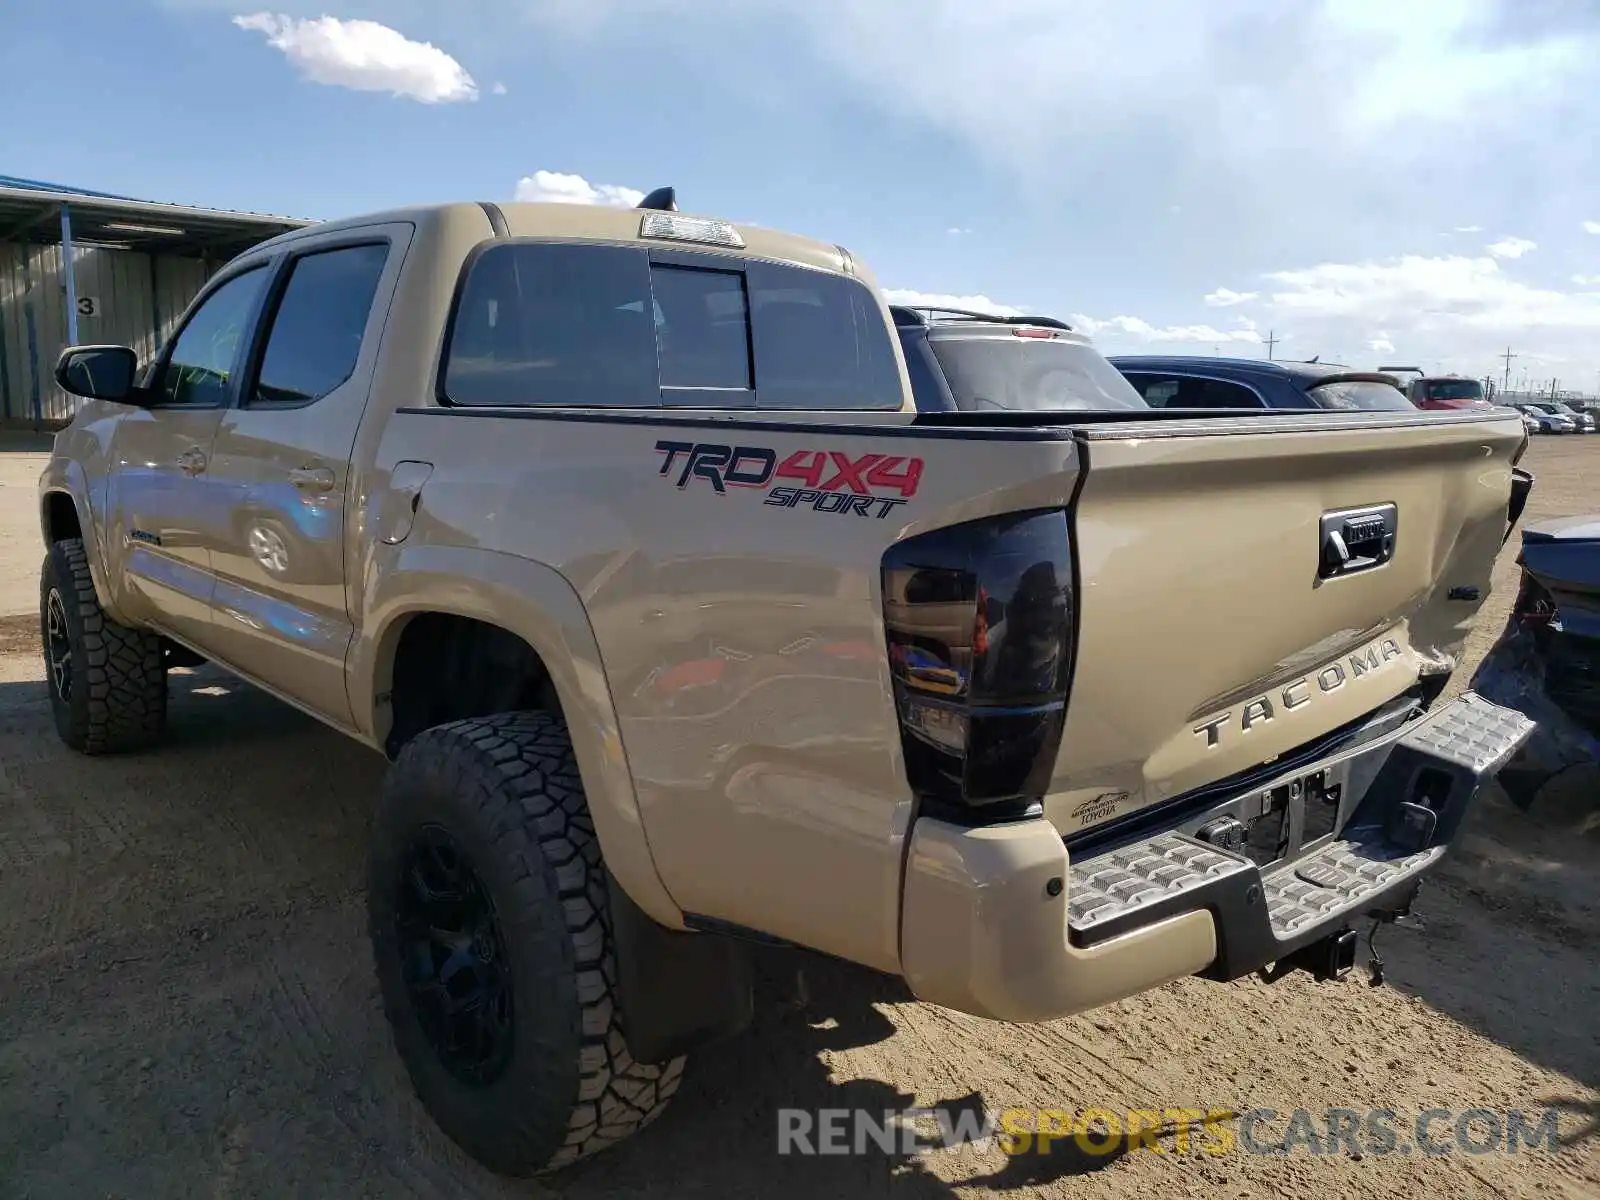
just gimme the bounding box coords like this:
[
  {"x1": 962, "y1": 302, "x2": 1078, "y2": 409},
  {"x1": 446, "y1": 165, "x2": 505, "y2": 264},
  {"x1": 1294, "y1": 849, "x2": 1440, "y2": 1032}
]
[{"x1": 1047, "y1": 409, "x2": 1526, "y2": 837}]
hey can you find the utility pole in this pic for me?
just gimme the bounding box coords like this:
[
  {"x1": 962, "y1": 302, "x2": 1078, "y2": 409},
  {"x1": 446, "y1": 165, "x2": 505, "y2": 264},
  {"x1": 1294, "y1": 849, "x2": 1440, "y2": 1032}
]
[
  {"x1": 1264, "y1": 329, "x2": 1279, "y2": 360},
  {"x1": 1500, "y1": 345, "x2": 1517, "y2": 394}
]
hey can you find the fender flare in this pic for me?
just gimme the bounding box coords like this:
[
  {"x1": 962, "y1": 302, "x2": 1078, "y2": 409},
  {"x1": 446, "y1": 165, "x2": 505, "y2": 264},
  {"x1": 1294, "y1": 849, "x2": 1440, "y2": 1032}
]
[
  {"x1": 37, "y1": 460, "x2": 131, "y2": 625},
  {"x1": 352, "y1": 542, "x2": 686, "y2": 930}
]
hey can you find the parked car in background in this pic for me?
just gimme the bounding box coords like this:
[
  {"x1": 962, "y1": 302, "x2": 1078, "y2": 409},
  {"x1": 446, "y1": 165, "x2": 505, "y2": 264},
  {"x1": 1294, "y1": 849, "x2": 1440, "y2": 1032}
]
[
  {"x1": 890, "y1": 305, "x2": 1151, "y2": 412},
  {"x1": 1516, "y1": 401, "x2": 1580, "y2": 434},
  {"x1": 1106, "y1": 355, "x2": 1416, "y2": 412},
  {"x1": 1407, "y1": 376, "x2": 1494, "y2": 411},
  {"x1": 1553, "y1": 400, "x2": 1597, "y2": 432}
]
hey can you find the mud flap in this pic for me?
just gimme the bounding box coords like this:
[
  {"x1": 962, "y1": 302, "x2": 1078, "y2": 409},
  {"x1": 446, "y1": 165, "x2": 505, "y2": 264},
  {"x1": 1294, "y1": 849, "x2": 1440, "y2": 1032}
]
[{"x1": 606, "y1": 871, "x2": 754, "y2": 1065}]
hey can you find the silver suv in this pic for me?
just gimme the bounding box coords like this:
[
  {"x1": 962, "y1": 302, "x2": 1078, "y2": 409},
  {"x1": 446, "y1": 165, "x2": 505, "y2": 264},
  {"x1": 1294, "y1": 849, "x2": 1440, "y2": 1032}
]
[{"x1": 889, "y1": 305, "x2": 1149, "y2": 412}]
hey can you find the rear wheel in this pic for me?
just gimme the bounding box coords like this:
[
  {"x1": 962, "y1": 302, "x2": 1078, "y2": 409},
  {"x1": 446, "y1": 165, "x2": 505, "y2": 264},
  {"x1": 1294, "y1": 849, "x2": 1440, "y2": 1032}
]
[
  {"x1": 368, "y1": 712, "x2": 684, "y2": 1176},
  {"x1": 40, "y1": 537, "x2": 167, "y2": 754}
]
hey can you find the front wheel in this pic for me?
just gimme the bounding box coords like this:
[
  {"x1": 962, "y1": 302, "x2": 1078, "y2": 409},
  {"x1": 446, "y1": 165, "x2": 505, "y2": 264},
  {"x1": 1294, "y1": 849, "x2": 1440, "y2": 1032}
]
[
  {"x1": 368, "y1": 712, "x2": 685, "y2": 1176},
  {"x1": 40, "y1": 537, "x2": 167, "y2": 754}
]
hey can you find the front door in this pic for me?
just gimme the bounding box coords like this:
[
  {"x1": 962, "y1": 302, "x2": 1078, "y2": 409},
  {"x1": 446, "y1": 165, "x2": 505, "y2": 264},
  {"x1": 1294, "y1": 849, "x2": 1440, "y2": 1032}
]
[
  {"x1": 105, "y1": 263, "x2": 273, "y2": 648},
  {"x1": 201, "y1": 230, "x2": 405, "y2": 725}
]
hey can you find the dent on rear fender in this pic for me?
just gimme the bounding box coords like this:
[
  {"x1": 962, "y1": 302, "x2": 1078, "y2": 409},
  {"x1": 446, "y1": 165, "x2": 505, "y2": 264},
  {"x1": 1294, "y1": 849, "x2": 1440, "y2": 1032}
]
[{"x1": 356, "y1": 542, "x2": 687, "y2": 930}]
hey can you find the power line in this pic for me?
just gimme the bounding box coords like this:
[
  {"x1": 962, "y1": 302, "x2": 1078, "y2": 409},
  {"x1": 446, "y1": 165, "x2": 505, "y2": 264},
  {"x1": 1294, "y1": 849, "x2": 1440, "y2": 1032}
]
[{"x1": 1264, "y1": 329, "x2": 1279, "y2": 360}]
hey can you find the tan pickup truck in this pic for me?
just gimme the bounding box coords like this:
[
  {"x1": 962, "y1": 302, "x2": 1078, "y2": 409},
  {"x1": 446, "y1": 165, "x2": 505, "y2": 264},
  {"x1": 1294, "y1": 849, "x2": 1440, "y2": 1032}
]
[{"x1": 38, "y1": 190, "x2": 1536, "y2": 1176}]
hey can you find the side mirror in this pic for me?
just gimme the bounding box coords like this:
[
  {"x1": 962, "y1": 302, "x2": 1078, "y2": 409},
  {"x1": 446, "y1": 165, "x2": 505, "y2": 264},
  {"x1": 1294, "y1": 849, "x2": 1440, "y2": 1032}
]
[{"x1": 55, "y1": 345, "x2": 140, "y2": 403}]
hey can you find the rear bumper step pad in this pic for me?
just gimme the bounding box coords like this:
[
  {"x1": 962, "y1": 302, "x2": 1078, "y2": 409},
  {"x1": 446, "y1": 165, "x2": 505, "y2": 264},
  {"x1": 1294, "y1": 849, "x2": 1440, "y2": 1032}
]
[{"x1": 1064, "y1": 692, "x2": 1534, "y2": 980}]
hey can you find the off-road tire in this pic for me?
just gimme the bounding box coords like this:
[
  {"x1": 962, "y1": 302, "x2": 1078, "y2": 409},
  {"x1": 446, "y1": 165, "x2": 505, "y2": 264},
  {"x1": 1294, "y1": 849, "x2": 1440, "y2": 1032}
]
[
  {"x1": 40, "y1": 537, "x2": 167, "y2": 754},
  {"x1": 368, "y1": 711, "x2": 685, "y2": 1176}
]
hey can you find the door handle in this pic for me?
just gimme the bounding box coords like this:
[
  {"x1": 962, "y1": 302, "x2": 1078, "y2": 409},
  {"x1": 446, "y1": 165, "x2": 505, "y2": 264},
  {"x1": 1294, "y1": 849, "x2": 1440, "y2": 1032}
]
[
  {"x1": 176, "y1": 446, "x2": 207, "y2": 476},
  {"x1": 288, "y1": 466, "x2": 336, "y2": 492}
]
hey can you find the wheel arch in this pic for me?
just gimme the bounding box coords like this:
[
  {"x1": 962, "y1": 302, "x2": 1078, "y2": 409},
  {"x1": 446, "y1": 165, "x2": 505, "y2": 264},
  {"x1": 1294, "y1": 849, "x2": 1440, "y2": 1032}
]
[
  {"x1": 355, "y1": 543, "x2": 684, "y2": 930},
  {"x1": 38, "y1": 458, "x2": 128, "y2": 625}
]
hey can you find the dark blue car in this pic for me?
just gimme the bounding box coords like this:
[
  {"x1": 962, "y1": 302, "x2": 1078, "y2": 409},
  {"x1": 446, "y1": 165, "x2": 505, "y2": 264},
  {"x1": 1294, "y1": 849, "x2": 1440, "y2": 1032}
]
[{"x1": 1108, "y1": 355, "x2": 1416, "y2": 412}]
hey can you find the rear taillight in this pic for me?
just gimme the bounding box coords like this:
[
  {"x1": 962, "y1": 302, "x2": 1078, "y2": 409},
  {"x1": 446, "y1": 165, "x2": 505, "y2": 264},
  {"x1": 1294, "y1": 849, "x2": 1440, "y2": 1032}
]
[{"x1": 881, "y1": 510, "x2": 1075, "y2": 824}]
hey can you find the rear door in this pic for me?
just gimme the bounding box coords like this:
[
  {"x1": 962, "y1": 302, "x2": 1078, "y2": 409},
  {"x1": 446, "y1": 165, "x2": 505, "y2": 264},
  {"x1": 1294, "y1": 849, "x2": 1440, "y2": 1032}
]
[{"x1": 200, "y1": 224, "x2": 411, "y2": 723}]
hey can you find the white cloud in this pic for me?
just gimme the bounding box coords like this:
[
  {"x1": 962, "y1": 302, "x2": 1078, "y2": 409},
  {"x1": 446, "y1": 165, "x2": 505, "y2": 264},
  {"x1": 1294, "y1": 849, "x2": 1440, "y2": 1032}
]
[
  {"x1": 882, "y1": 290, "x2": 1024, "y2": 317},
  {"x1": 491, "y1": 81, "x2": 507, "y2": 95},
  {"x1": 1486, "y1": 236, "x2": 1537, "y2": 259},
  {"x1": 1453, "y1": 225, "x2": 1483, "y2": 234},
  {"x1": 1204, "y1": 286, "x2": 1258, "y2": 307},
  {"x1": 1069, "y1": 314, "x2": 1262, "y2": 345},
  {"x1": 946, "y1": 227, "x2": 971, "y2": 236},
  {"x1": 1260, "y1": 254, "x2": 1600, "y2": 331},
  {"x1": 1175, "y1": 250, "x2": 1600, "y2": 380},
  {"x1": 232, "y1": 13, "x2": 478, "y2": 102},
  {"x1": 505, "y1": 1, "x2": 1597, "y2": 189},
  {"x1": 1584, "y1": 220, "x2": 1600, "y2": 234},
  {"x1": 513, "y1": 170, "x2": 644, "y2": 208}
]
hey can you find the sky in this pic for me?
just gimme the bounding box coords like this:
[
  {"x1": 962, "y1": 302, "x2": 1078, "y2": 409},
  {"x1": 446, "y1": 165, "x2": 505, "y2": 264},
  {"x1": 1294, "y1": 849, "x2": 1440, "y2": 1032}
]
[{"x1": 3, "y1": 0, "x2": 1599, "y2": 392}]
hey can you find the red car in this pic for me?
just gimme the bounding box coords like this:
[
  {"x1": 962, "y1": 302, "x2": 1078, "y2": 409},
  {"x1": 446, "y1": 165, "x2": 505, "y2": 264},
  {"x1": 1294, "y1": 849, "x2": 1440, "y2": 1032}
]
[{"x1": 1407, "y1": 375, "x2": 1493, "y2": 411}]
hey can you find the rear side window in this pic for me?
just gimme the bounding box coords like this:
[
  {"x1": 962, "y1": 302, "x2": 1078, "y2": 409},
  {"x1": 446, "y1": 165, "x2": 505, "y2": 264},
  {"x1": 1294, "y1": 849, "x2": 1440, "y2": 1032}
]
[
  {"x1": 444, "y1": 243, "x2": 658, "y2": 407},
  {"x1": 441, "y1": 242, "x2": 902, "y2": 410},
  {"x1": 1127, "y1": 375, "x2": 1266, "y2": 409},
  {"x1": 1308, "y1": 380, "x2": 1415, "y2": 411},
  {"x1": 897, "y1": 330, "x2": 955, "y2": 411},
  {"x1": 252, "y1": 242, "x2": 390, "y2": 406}
]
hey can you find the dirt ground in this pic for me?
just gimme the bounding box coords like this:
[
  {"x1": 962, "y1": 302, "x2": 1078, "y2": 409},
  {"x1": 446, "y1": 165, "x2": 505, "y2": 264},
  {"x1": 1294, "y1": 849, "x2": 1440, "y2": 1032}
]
[{"x1": 0, "y1": 436, "x2": 1596, "y2": 1199}]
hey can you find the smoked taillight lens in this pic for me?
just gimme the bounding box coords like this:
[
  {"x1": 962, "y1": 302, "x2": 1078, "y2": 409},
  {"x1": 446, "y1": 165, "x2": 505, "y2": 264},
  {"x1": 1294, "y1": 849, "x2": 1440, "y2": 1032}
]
[{"x1": 881, "y1": 510, "x2": 1075, "y2": 823}]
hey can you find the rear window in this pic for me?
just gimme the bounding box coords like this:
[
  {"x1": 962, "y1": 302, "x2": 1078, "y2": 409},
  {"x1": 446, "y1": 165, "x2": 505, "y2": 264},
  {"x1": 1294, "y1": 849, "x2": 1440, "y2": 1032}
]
[
  {"x1": 1424, "y1": 379, "x2": 1483, "y2": 401},
  {"x1": 1308, "y1": 380, "x2": 1415, "y2": 411},
  {"x1": 925, "y1": 335, "x2": 1149, "y2": 412},
  {"x1": 441, "y1": 242, "x2": 901, "y2": 410}
]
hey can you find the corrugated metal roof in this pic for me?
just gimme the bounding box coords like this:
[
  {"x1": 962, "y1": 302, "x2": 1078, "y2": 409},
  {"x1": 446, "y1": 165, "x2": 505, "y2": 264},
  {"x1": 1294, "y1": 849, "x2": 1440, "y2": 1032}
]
[
  {"x1": 0, "y1": 174, "x2": 142, "y2": 200},
  {"x1": 0, "y1": 178, "x2": 317, "y2": 256}
]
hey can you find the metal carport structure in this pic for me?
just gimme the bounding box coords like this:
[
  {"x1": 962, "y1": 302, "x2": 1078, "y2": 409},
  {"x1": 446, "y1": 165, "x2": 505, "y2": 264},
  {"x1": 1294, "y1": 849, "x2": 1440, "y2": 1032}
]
[{"x1": 0, "y1": 176, "x2": 315, "y2": 426}]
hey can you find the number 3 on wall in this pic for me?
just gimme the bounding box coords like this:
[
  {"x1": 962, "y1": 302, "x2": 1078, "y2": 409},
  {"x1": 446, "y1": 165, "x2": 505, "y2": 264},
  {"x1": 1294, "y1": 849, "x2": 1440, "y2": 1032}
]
[{"x1": 76, "y1": 296, "x2": 97, "y2": 317}]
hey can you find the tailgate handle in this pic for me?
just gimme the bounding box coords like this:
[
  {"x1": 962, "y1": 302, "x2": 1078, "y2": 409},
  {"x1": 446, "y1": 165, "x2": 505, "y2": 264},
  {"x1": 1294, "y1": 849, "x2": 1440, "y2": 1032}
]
[{"x1": 1319, "y1": 504, "x2": 1397, "y2": 580}]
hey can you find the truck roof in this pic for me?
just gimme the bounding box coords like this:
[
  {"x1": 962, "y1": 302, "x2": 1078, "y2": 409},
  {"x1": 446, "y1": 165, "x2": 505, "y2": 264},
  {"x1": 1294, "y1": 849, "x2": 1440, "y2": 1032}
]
[
  {"x1": 242, "y1": 199, "x2": 857, "y2": 278},
  {"x1": 1105, "y1": 354, "x2": 1384, "y2": 386}
]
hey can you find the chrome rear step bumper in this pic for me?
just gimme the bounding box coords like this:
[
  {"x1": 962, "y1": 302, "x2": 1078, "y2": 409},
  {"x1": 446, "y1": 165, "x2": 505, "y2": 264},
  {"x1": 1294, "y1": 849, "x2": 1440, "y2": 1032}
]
[
  {"x1": 1065, "y1": 692, "x2": 1534, "y2": 979},
  {"x1": 897, "y1": 693, "x2": 1533, "y2": 1022}
]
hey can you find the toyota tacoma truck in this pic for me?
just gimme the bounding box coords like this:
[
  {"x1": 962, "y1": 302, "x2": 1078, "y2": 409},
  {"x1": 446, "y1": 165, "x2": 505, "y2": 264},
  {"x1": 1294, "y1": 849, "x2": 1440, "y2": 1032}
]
[{"x1": 37, "y1": 189, "x2": 1536, "y2": 1177}]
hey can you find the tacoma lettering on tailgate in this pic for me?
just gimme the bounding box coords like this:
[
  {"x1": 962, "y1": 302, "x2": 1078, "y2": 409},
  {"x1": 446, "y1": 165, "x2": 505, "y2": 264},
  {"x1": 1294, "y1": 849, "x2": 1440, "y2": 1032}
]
[{"x1": 1193, "y1": 636, "x2": 1405, "y2": 748}]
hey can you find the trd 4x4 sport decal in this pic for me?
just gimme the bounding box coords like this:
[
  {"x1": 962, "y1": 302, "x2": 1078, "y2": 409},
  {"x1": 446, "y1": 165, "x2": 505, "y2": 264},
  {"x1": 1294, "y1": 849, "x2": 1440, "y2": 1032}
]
[{"x1": 654, "y1": 440, "x2": 923, "y2": 519}]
